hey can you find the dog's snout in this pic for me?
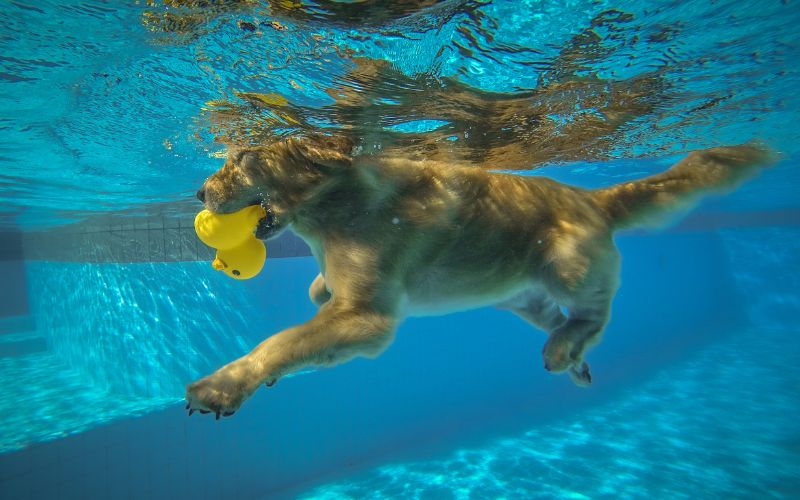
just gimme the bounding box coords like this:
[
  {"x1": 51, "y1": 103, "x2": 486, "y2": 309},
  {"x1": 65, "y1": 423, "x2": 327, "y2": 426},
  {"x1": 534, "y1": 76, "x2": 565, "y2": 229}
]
[{"x1": 196, "y1": 187, "x2": 206, "y2": 203}]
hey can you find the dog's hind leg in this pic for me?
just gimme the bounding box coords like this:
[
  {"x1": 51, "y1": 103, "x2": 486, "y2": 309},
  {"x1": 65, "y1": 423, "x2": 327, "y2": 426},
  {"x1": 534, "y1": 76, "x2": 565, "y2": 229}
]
[
  {"x1": 542, "y1": 304, "x2": 611, "y2": 387},
  {"x1": 542, "y1": 245, "x2": 620, "y2": 387},
  {"x1": 309, "y1": 273, "x2": 331, "y2": 307},
  {"x1": 185, "y1": 302, "x2": 396, "y2": 416},
  {"x1": 498, "y1": 290, "x2": 567, "y2": 334},
  {"x1": 499, "y1": 290, "x2": 603, "y2": 386}
]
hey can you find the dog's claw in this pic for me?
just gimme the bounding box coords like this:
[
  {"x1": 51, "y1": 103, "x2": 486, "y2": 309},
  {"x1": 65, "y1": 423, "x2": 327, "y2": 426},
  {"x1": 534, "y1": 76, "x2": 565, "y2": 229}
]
[
  {"x1": 186, "y1": 406, "x2": 232, "y2": 419},
  {"x1": 185, "y1": 402, "x2": 190, "y2": 410},
  {"x1": 568, "y1": 361, "x2": 593, "y2": 387},
  {"x1": 266, "y1": 379, "x2": 277, "y2": 387}
]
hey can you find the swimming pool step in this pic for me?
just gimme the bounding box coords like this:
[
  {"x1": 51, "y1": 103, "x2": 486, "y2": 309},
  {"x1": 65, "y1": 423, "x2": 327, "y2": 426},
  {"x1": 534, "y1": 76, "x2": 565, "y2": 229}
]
[
  {"x1": 0, "y1": 317, "x2": 47, "y2": 357},
  {"x1": 0, "y1": 335, "x2": 48, "y2": 357},
  {"x1": 0, "y1": 315, "x2": 36, "y2": 336}
]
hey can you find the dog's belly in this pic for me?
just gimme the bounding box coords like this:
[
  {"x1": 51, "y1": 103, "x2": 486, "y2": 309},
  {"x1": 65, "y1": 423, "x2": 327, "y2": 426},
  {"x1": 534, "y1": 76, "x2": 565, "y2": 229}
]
[{"x1": 401, "y1": 271, "x2": 533, "y2": 317}]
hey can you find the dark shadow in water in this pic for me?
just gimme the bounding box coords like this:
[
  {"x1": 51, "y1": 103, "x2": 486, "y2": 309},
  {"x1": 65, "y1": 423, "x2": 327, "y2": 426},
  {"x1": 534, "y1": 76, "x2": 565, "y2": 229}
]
[{"x1": 141, "y1": 0, "x2": 487, "y2": 35}]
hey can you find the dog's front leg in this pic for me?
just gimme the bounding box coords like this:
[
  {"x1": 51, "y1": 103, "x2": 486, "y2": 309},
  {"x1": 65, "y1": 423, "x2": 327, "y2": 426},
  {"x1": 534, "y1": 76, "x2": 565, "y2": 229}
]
[{"x1": 185, "y1": 303, "x2": 396, "y2": 418}]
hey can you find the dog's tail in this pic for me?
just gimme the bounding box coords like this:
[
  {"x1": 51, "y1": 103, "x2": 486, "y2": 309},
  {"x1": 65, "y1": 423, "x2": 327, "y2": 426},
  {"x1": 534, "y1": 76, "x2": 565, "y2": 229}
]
[{"x1": 591, "y1": 144, "x2": 775, "y2": 230}]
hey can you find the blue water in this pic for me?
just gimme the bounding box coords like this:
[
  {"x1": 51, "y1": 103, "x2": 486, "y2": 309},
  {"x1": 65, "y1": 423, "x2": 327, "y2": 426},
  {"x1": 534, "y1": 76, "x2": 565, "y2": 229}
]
[{"x1": 1, "y1": 0, "x2": 799, "y2": 498}]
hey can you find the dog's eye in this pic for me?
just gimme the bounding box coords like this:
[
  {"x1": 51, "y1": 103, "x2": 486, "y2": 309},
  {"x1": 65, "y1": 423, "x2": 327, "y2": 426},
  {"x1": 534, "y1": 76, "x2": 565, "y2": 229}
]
[
  {"x1": 238, "y1": 150, "x2": 257, "y2": 164},
  {"x1": 232, "y1": 269, "x2": 240, "y2": 276}
]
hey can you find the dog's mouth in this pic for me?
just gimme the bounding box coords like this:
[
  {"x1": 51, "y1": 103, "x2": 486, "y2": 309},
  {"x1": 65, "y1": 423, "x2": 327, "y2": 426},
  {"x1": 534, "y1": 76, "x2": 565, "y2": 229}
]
[
  {"x1": 202, "y1": 193, "x2": 284, "y2": 240},
  {"x1": 252, "y1": 199, "x2": 284, "y2": 240}
]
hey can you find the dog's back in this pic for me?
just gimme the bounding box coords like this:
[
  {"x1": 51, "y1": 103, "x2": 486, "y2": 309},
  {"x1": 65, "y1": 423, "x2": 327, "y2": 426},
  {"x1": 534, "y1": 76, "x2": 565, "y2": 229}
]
[{"x1": 360, "y1": 145, "x2": 773, "y2": 316}]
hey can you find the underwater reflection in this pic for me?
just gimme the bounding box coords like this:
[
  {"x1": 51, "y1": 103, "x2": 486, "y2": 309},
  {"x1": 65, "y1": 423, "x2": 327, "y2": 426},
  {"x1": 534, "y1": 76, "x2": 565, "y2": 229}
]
[
  {"x1": 141, "y1": 0, "x2": 486, "y2": 34},
  {"x1": 2, "y1": 0, "x2": 795, "y2": 227},
  {"x1": 206, "y1": 59, "x2": 663, "y2": 169},
  {"x1": 142, "y1": 3, "x2": 667, "y2": 168}
]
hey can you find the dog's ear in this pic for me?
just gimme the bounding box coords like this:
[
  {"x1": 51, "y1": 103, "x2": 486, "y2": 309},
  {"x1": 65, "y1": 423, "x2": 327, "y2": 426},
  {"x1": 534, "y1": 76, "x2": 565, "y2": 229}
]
[{"x1": 291, "y1": 135, "x2": 354, "y2": 169}]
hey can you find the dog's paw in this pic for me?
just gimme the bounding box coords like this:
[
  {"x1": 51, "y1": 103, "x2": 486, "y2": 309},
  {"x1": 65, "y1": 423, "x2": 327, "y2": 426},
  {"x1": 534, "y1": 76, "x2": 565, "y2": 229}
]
[
  {"x1": 543, "y1": 335, "x2": 592, "y2": 386},
  {"x1": 542, "y1": 335, "x2": 577, "y2": 373},
  {"x1": 185, "y1": 366, "x2": 255, "y2": 419}
]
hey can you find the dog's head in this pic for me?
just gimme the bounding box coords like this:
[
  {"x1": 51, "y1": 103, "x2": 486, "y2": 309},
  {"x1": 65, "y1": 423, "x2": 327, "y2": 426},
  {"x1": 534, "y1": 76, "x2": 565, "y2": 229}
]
[{"x1": 196, "y1": 134, "x2": 354, "y2": 239}]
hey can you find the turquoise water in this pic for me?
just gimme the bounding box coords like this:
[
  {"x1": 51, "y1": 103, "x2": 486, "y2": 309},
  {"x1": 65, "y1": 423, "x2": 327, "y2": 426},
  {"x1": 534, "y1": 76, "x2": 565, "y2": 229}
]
[{"x1": 1, "y1": 0, "x2": 799, "y2": 498}]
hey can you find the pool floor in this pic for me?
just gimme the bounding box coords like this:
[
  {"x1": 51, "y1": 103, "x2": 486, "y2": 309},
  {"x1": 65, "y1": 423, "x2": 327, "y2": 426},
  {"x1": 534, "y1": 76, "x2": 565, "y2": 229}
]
[{"x1": 300, "y1": 326, "x2": 800, "y2": 499}]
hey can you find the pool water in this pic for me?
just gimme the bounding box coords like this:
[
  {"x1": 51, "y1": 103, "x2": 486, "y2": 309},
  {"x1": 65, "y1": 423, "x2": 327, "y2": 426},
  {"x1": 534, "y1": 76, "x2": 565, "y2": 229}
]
[
  {"x1": 303, "y1": 325, "x2": 800, "y2": 499},
  {"x1": 1, "y1": 0, "x2": 799, "y2": 498}
]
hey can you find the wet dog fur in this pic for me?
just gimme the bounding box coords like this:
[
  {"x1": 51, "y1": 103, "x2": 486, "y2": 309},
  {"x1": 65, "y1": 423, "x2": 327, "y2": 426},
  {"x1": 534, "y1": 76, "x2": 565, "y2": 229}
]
[{"x1": 186, "y1": 136, "x2": 772, "y2": 418}]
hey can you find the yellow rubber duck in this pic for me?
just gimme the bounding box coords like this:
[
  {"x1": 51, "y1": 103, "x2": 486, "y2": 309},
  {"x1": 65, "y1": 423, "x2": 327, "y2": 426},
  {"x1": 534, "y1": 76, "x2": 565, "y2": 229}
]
[{"x1": 194, "y1": 205, "x2": 267, "y2": 280}]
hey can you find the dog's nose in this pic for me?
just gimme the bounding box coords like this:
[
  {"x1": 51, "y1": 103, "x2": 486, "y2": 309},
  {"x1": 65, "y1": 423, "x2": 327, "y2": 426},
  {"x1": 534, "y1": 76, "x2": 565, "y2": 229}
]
[{"x1": 196, "y1": 188, "x2": 206, "y2": 203}]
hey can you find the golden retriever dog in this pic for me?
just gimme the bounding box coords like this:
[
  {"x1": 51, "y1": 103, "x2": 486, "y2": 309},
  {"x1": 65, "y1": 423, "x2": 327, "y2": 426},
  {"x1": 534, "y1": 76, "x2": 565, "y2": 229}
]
[{"x1": 186, "y1": 136, "x2": 772, "y2": 418}]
